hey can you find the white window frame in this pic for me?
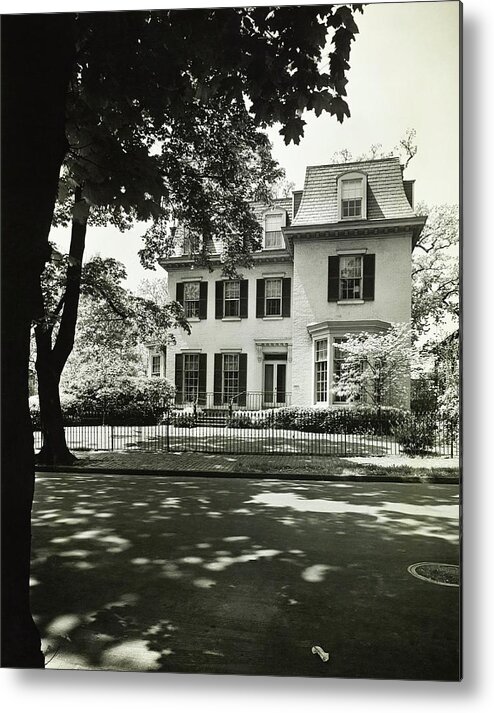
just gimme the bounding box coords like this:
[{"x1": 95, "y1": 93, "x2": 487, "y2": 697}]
[
  {"x1": 183, "y1": 353, "x2": 200, "y2": 402},
  {"x1": 222, "y1": 353, "x2": 240, "y2": 402},
  {"x1": 314, "y1": 339, "x2": 328, "y2": 404},
  {"x1": 264, "y1": 277, "x2": 282, "y2": 316},
  {"x1": 151, "y1": 354, "x2": 162, "y2": 378},
  {"x1": 263, "y1": 210, "x2": 286, "y2": 249},
  {"x1": 223, "y1": 280, "x2": 240, "y2": 317},
  {"x1": 337, "y1": 171, "x2": 367, "y2": 221},
  {"x1": 183, "y1": 281, "x2": 200, "y2": 318}
]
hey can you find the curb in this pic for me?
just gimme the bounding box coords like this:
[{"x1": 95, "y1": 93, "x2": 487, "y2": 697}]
[{"x1": 35, "y1": 465, "x2": 459, "y2": 485}]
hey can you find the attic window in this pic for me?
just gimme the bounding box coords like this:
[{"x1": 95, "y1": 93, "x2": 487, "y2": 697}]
[
  {"x1": 264, "y1": 212, "x2": 286, "y2": 249},
  {"x1": 337, "y1": 172, "x2": 367, "y2": 221}
]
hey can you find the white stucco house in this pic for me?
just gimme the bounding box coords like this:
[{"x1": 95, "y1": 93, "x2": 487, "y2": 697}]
[{"x1": 150, "y1": 157, "x2": 426, "y2": 410}]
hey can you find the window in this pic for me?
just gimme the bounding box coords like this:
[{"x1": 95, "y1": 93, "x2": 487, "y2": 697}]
[
  {"x1": 337, "y1": 172, "x2": 367, "y2": 221},
  {"x1": 341, "y1": 179, "x2": 363, "y2": 218},
  {"x1": 339, "y1": 255, "x2": 363, "y2": 300},
  {"x1": 183, "y1": 281, "x2": 200, "y2": 318},
  {"x1": 332, "y1": 339, "x2": 347, "y2": 403},
  {"x1": 182, "y1": 231, "x2": 200, "y2": 255},
  {"x1": 151, "y1": 355, "x2": 161, "y2": 377},
  {"x1": 223, "y1": 280, "x2": 240, "y2": 317},
  {"x1": 315, "y1": 339, "x2": 328, "y2": 403},
  {"x1": 328, "y1": 254, "x2": 374, "y2": 302},
  {"x1": 183, "y1": 353, "x2": 200, "y2": 402},
  {"x1": 265, "y1": 278, "x2": 282, "y2": 316},
  {"x1": 264, "y1": 213, "x2": 284, "y2": 249},
  {"x1": 222, "y1": 353, "x2": 240, "y2": 402}
]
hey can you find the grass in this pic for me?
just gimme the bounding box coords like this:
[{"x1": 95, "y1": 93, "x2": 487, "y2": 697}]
[{"x1": 229, "y1": 455, "x2": 459, "y2": 482}]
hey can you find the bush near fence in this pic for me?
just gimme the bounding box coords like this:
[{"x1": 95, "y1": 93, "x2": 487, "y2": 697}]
[
  {"x1": 29, "y1": 376, "x2": 175, "y2": 429},
  {"x1": 225, "y1": 405, "x2": 409, "y2": 435}
]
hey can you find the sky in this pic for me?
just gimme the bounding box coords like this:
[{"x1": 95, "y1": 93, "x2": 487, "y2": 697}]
[{"x1": 47, "y1": 0, "x2": 460, "y2": 292}]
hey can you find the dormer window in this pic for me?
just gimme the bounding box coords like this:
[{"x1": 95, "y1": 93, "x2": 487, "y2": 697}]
[
  {"x1": 337, "y1": 172, "x2": 367, "y2": 221},
  {"x1": 264, "y1": 211, "x2": 286, "y2": 249}
]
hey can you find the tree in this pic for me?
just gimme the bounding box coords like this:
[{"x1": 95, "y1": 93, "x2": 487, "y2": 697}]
[
  {"x1": 60, "y1": 272, "x2": 173, "y2": 392},
  {"x1": 330, "y1": 128, "x2": 417, "y2": 165},
  {"x1": 34, "y1": 250, "x2": 186, "y2": 464},
  {"x1": 411, "y1": 202, "x2": 459, "y2": 339},
  {"x1": 2, "y1": 6, "x2": 364, "y2": 667},
  {"x1": 332, "y1": 324, "x2": 417, "y2": 407}
]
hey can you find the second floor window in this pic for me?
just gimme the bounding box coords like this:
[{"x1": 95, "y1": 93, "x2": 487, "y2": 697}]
[
  {"x1": 224, "y1": 280, "x2": 240, "y2": 317},
  {"x1": 328, "y1": 254, "x2": 375, "y2": 302},
  {"x1": 339, "y1": 255, "x2": 363, "y2": 300},
  {"x1": 265, "y1": 277, "x2": 282, "y2": 316},
  {"x1": 264, "y1": 213, "x2": 284, "y2": 249},
  {"x1": 184, "y1": 281, "x2": 200, "y2": 318}
]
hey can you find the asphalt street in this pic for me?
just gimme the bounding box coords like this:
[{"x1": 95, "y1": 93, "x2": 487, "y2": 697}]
[{"x1": 30, "y1": 473, "x2": 460, "y2": 680}]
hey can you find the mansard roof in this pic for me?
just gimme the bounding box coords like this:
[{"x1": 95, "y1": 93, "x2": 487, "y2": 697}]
[
  {"x1": 250, "y1": 196, "x2": 294, "y2": 224},
  {"x1": 292, "y1": 156, "x2": 416, "y2": 227}
]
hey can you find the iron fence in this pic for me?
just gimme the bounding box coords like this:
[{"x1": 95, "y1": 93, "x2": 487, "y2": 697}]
[{"x1": 32, "y1": 401, "x2": 459, "y2": 458}]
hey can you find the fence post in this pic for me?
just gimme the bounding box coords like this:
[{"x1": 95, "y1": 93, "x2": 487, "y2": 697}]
[
  {"x1": 110, "y1": 424, "x2": 114, "y2": 451},
  {"x1": 166, "y1": 408, "x2": 170, "y2": 453}
]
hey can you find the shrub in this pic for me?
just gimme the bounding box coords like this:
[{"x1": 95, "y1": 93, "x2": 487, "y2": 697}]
[
  {"x1": 58, "y1": 376, "x2": 175, "y2": 425},
  {"x1": 393, "y1": 417, "x2": 436, "y2": 455},
  {"x1": 171, "y1": 413, "x2": 197, "y2": 428},
  {"x1": 269, "y1": 405, "x2": 408, "y2": 435},
  {"x1": 228, "y1": 414, "x2": 255, "y2": 429}
]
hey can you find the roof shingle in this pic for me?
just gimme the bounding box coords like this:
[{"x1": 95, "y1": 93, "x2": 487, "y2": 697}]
[{"x1": 292, "y1": 157, "x2": 415, "y2": 227}]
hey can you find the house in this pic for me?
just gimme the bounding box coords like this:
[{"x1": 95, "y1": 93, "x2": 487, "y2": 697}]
[{"x1": 154, "y1": 157, "x2": 426, "y2": 410}]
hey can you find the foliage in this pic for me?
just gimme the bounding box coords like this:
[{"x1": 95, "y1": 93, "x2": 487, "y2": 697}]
[
  {"x1": 410, "y1": 376, "x2": 438, "y2": 413},
  {"x1": 412, "y1": 203, "x2": 459, "y2": 339},
  {"x1": 228, "y1": 414, "x2": 256, "y2": 429},
  {"x1": 330, "y1": 128, "x2": 417, "y2": 166},
  {"x1": 64, "y1": 375, "x2": 175, "y2": 425},
  {"x1": 271, "y1": 405, "x2": 408, "y2": 435},
  {"x1": 36, "y1": 249, "x2": 184, "y2": 393},
  {"x1": 331, "y1": 324, "x2": 416, "y2": 406},
  {"x1": 222, "y1": 405, "x2": 408, "y2": 435},
  {"x1": 52, "y1": 6, "x2": 364, "y2": 277},
  {"x1": 393, "y1": 418, "x2": 436, "y2": 456}
]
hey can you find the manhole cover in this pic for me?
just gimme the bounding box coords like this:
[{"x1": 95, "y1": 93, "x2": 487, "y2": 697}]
[{"x1": 408, "y1": 562, "x2": 460, "y2": 587}]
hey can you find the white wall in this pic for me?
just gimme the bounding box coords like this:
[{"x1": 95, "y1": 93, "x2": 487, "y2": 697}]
[
  {"x1": 165, "y1": 259, "x2": 293, "y2": 397},
  {"x1": 291, "y1": 231, "x2": 413, "y2": 406}
]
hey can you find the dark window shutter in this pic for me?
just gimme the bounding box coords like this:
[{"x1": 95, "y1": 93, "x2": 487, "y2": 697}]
[
  {"x1": 240, "y1": 280, "x2": 248, "y2": 318},
  {"x1": 363, "y1": 254, "x2": 375, "y2": 301},
  {"x1": 328, "y1": 256, "x2": 340, "y2": 302},
  {"x1": 176, "y1": 282, "x2": 184, "y2": 306},
  {"x1": 198, "y1": 353, "x2": 207, "y2": 405},
  {"x1": 215, "y1": 281, "x2": 224, "y2": 319},
  {"x1": 199, "y1": 281, "x2": 208, "y2": 319},
  {"x1": 282, "y1": 278, "x2": 291, "y2": 317},
  {"x1": 256, "y1": 279, "x2": 265, "y2": 318},
  {"x1": 174, "y1": 353, "x2": 183, "y2": 404},
  {"x1": 214, "y1": 353, "x2": 223, "y2": 405},
  {"x1": 238, "y1": 354, "x2": 247, "y2": 406}
]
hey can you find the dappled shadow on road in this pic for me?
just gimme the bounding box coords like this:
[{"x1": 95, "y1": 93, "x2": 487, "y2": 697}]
[{"x1": 31, "y1": 475, "x2": 460, "y2": 679}]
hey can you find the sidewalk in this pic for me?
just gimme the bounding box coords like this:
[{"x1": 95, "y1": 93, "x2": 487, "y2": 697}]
[{"x1": 35, "y1": 449, "x2": 460, "y2": 483}]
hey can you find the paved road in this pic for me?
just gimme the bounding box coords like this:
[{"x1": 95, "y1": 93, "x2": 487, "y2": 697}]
[{"x1": 30, "y1": 473, "x2": 460, "y2": 680}]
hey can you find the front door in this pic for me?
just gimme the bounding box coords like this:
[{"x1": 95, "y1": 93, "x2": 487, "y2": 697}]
[{"x1": 263, "y1": 361, "x2": 287, "y2": 406}]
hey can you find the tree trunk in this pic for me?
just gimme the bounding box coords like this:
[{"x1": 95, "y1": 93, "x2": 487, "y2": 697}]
[
  {"x1": 35, "y1": 195, "x2": 88, "y2": 466},
  {"x1": 35, "y1": 325, "x2": 77, "y2": 466},
  {"x1": 1, "y1": 14, "x2": 75, "y2": 667}
]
